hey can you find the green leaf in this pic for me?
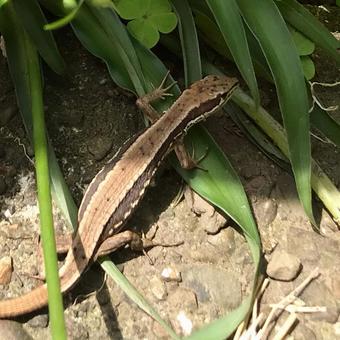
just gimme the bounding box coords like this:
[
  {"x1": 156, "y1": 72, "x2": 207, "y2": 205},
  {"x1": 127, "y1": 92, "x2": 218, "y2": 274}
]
[
  {"x1": 171, "y1": 0, "x2": 202, "y2": 84},
  {"x1": 149, "y1": 12, "x2": 177, "y2": 33},
  {"x1": 71, "y1": 4, "x2": 146, "y2": 94},
  {"x1": 276, "y1": 0, "x2": 340, "y2": 65},
  {"x1": 288, "y1": 25, "x2": 315, "y2": 56},
  {"x1": 205, "y1": 0, "x2": 260, "y2": 107},
  {"x1": 115, "y1": 0, "x2": 145, "y2": 19},
  {"x1": 237, "y1": 0, "x2": 315, "y2": 225},
  {"x1": 127, "y1": 19, "x2": 159, "y2": 48},
  {"x1": 12, "y1": 0, "x2": 65, "y2": 74},
  {"x1": 116, "y1": 0, "x2": 177, "y2": 47},
  {"x1": 310, "y1": 105, "x2": 340, "y2": 148},
  {"x1": 0, "y1": 2, "x2": 67, "y2": 337},
  {"x1": 301, "y1": 55, "x2": 315, "y2": 80},
  {"x1": 99, "y1": 258, "x2": 179, "y2": 340}
]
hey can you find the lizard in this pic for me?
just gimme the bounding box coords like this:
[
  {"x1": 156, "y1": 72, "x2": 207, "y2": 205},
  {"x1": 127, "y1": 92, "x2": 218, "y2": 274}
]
[{"x1": 0, "y1": 74, "x2": 238, "y2": 317}]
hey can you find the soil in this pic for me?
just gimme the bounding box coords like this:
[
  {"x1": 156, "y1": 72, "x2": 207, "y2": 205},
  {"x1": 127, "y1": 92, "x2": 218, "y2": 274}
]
[{"x1": 0, "y1": 5, "x2": 339, "y2": 340}]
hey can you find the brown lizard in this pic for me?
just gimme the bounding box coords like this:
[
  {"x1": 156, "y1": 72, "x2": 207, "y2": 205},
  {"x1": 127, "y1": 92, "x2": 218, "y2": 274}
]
[{"x1": 0, "y1": 74, "x2": 238, "y2": 317}]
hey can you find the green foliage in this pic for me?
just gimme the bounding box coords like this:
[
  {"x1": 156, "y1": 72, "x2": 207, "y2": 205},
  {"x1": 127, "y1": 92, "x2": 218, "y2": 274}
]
[{"x1": 115, "y1": 0, "x2": 178, "y2": 47}]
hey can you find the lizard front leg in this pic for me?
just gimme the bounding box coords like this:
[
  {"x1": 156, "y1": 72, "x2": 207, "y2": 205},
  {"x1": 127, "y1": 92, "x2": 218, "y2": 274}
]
[{"x1": 136, "y1": 72, "x2": 203, "y2": 170}]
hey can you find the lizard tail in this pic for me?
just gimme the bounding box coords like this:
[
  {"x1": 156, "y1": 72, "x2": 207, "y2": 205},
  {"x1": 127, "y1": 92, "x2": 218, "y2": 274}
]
[{"x1": 0, "y1": 284, "x2": 48, "y2": 318}]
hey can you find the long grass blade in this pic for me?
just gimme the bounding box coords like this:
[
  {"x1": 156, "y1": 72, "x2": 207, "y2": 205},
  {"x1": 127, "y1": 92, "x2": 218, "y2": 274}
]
[
  {"x1": 0, "y1": 2, "x2": 66, "y2": 338},
  {"x1": 13, "y1": 0, "x2": 65, "y2": 74},
  {"x1": 171, "y1": 0, "x2": 202, "y2": 83},
  {"x1": 237, "y1": 0, "x2": 315, "y2": 226},
  {"x1": 99, "y1": 258, "x2": 180, "y2": 340},
  {"x1": 205, "y1": 0, "x2": 260, "y2": 106},
  {"x1": 310, "y1": 105, "x2": 340, "y2": 148}
]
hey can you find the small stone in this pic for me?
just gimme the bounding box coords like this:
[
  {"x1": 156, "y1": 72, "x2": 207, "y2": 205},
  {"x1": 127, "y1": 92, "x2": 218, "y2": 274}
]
[
  {"x1": 0, "y1": 106, "x2": 17, "y2": 126},
  {"x1": 202, "y1": 211, "x2": 227, "y2": 235},
  {"x1": 334, "y1": 322, "x2": 340, "y2": 336},
  {"x1": 87, "y1": 136, "x2": 113, "y2": 161},
  {"x1": 26, "y1": 314, "x2": 49, "y2": 328},
  {"x1": 150, "y1": 276, "x2": 167, "y2": 300},
  {"x1": 302, "y1": 280, "x2": 339, "y2": 324},
  {"x1": 0, "y1": 256, "x2": 12, "y2": 285},
  {"x1": 99, "y1": 78, "x2": 107, "y2": 85},
  {"x1": 161, "y1": 266, "x2": 182, "y2": 282},
  {"x1": 176, "y1": 311, "x2": 193, "y2": 336},
  {"x1": 267, "y1": 249, "x2": 302, "y2": 281},
  {"x1": 168, "y1": 288, "x2": 197, "y2": 310},
  {"x1": 0, "y1": 176, "x2": 7, "y2": 195}
]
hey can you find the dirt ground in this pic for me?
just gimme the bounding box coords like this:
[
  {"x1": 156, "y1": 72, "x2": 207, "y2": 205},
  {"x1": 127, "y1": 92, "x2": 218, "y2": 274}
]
[{"x1": 0, "y1": 5, "x2": 339, "y2": 340}]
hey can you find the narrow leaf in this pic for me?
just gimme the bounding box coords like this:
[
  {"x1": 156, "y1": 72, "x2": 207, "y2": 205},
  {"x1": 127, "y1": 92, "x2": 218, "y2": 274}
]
[
  {"x1": 13, "y1": 0, "x2": 65, "y2": 74},
  {"x1": 171, "y1": 0, "x2": 202, "y2": 84},
  {"x1": 237, "y1": 0, "x2": 315, "y2": 225},
  {"x1": 206, "y1": 0, "x2": 260, "y2": 106}
]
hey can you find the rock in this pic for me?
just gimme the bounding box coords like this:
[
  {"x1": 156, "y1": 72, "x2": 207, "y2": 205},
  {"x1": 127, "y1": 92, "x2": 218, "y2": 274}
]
[
  {"x1": 292, "y1": 323, "x2": 317, "y2": 340},
  {"x1": 184, "y1": 188, "x2": 227, "y2": 234},
  {"x1": 0, "y1": 256, "x2": 12, "y2": 285},
  {"x1": 167, "y1": 288, "x2": 197, "y2": 310},
  {"x1": 181, "y1": 264, "x2": 242, "y2": 311},
  {"x1": 176, "y1": 311, "x2": 193, "y2": 336},
  {"x1": 150, "y1": 276, "x2": 167, "y2": 300},
  {"x1": 0, "y1": 320, "x2": 32, "y2": 340},
  {"x1": 253, "y1": 198, "x2": 277, "y2": 227},
  {"x1": 87, "y1": 136, "x2": 113, "y2": 161},
  {"x1": 334, "y1": 322, "x2": 340, "y2": 336},
  {"x1": 161, "y1": 266, "x2": 181, "y2": 283},
  {"x1": 26, "y1": 314, "x2": 49, "y2": 328},
  {"x1": 302, "y1": 280, "x2": 339, "y2": 324},
  {"x1": 202, "y1": 211, "x2": 227, "y2": 235},
  {"x1": 267, "y1": 249, "x2": 302, "y2": 281},
  {"x1": 0, "y1": 176, "x2": 7, "y2": 195},
  {"x1": 0, "y1": 106, "x2": 17, "y2": 126}
]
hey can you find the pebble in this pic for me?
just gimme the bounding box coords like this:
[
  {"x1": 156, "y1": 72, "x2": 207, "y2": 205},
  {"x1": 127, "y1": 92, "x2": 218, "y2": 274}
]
[
  {"x1": 161, "y1": 265, "x2": 182, "y2": 283},
  {"x1": 182, "y1": 265, "x2": 242, "y2": 310},
  {"x1": 150, "y1": 276, "x2": 167, "y2": 300},
  {"x1": 176, "y1": 311, "x2": 193, "y2": 336},
  {"x1": 87, "y1": 136, "x2": 113, "y2": 161},
  {"x1": 0, "y1": 320, "x2": 32, "y2": 340},
  {"x1": 26, "y1": 314, "x2": 49, "y2": 328},
  {"x1": 202, "y1": 211, "x2": 227, "y2": 235},
  {"x1": 0, "y1": 176, "x2": 7, "y2": 195},
  {"x1": 302, "y1": 281, "x2": 339, "y2": 324},
  {"x1": 254, "y1": 198, "x2": 277, "y2": 227},
  {"x1": 0, "y1": 256, "x2": 12, "y2": 285},
  {"x1": 267, "y1": 249, "x2": 302, "y2": 281},
  {"x1": 0, "y1": 106, "x2": 17, "y2": 126},
  {"x1": 167, "y1": 288, "x2": 197, "y2": 310}
]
